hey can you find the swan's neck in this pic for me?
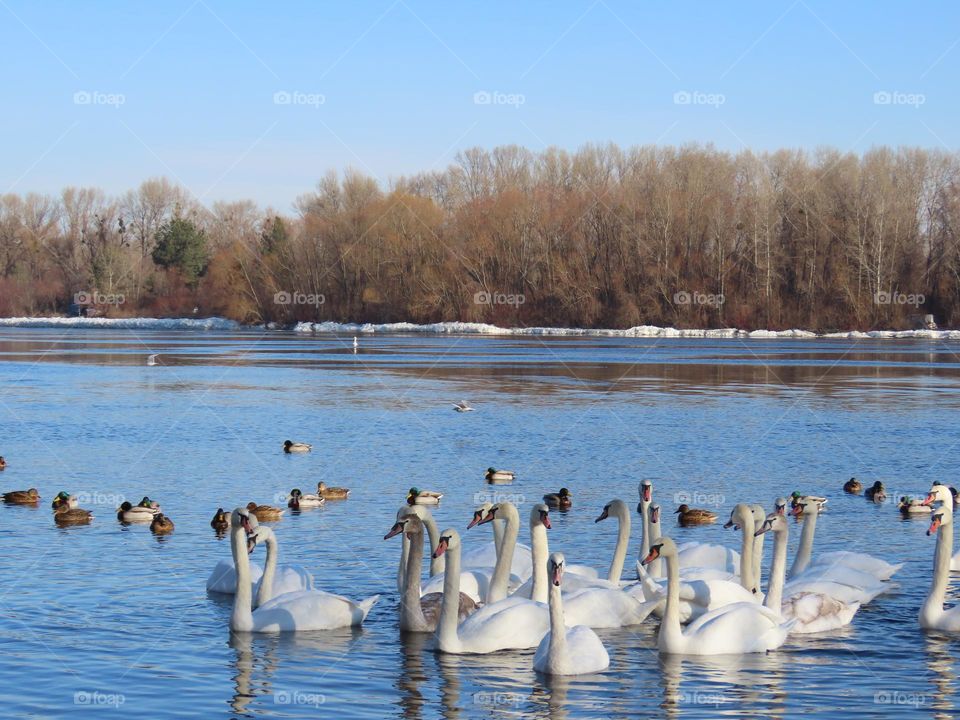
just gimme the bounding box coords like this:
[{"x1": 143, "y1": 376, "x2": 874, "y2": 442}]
[
  {"x1": 486, "y1": 508, "x2": 518, "y2": 603},
  {"x1": 752, "y1": 525, "x2": 765, "y2": 591},
  {"x1": 788, "y1": 511, "x2": 817, "y2": 579},
  {"x1": 638, "y1": 498, "x2": 651, "y2": 564},
  {"x1": 607, "y1": 505, "x2": 631, "y2": 583},
  {"x1": 764, "y1": 527, "x2": 788, "y2": 611},
  {"x1": 493, "y1": 518, "x2": 505, "y2": 555},
  {"x1": 436, "y1": 543, "x2": 462, "y2": 652},
  {"x1": 660, "y1": 551, "x2": 683, "y2": 650},
  {"x1": 397, "y1": 531, "x2": 409, "y2": 594},
  {"x1": 422, "y1": 512, "x2": 445, "y2": 576},
  {"x1": 530, "y1": 523, "x2": 549, "y2": 603},
  {"x1": 401, "y1": 527, "x2": 429, "y2": 631},
  {"x1": 230, "y1": 527, "x2": 254, "y2": 632},
  {"x1": 739, "y1": 516, "x2": 757, "y2": 593},
  {"x1": 649, "y1": 515, "x2": 663, "y2": 578},
  {"x1": 254, "y1": 533, "x2": 278, "y2": 608},
  {"x1": 924, "y1": 519, "x2": 954, "y2": 619},
  {"x1": 546, "y1": 580, "x2": 568, "y2": 671}
]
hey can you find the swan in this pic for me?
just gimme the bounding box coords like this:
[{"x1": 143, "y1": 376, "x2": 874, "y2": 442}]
[
  {"x1": 754, "y1": 513, "x2": 860, "y2": 633},
  {"x1": 229, "y1": 509, "x2": 378, "y2": 632},
  {"x1": 641, "y1": 537, "x2": 793, "y2": 655},
  {"x1": 2, "y1": 488, "x2": 39, "y2": 504},
  {"x1": 533, "y1": 553, "x2": 610, "y2": 676},
  {"x1": 146, "y1": 354, "x2": 159, "y2": 366},
  {"x1": 595, "y1": 500, "x2": 632, "y2": 582},
  {"x1": 452, "y1": 400, "x2": 474, "y2": 412},
  {"x1": 384, "y1": 511, "x2": 476, "y2": 631},
  {"x1": 463, "y1": 502, "x2": 532, "y2": 577},
  {"x1": 920, "y1": 484, "x2": 960, "y2": 630},
  {"x1": 724, "y1": 504, "x2": 761, "y2": 595},
  {"x1": 433, "y1": 528, "x2": 550, "y2": 654},
  {"x1": 283, "y1": 440, "x2": 312, "y2": 453},
  {"x1": 287, "y1": 488, "x2": 325, "y2": 510},
  {"x1": 150, "y1": 513, "x2": 174, "y2": 534}
]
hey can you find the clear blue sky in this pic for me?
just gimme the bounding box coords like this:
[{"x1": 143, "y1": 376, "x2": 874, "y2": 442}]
[{"x1": 1, "y1": 0, "x2": 957, "y2": 210}]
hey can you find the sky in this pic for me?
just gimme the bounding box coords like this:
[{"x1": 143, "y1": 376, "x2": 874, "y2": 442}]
[{"x1": 1, "y1": 0, "x2": 957, "y2": 210}]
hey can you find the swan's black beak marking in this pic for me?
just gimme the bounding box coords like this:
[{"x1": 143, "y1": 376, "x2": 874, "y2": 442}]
[
  {"x1": 433, "y1": 536, "x2": 450, "y2": 559},
  {"x1": 641, "y1": 544, "x2": 662, "y2": 566},
  {"x1": 595, "y1": 506, "x2": 609, "y2": 523},
  {"x1": 384, "y1": 520, "x2": 405, "y2": 540}
]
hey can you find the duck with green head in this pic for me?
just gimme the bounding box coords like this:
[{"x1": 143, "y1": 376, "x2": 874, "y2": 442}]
[
  {"x1": 406, "y1": 487, "x2": 443, "y2": 506},
  {"x1": 543, "y1": 488, "x2": 572, "y2": 509}
]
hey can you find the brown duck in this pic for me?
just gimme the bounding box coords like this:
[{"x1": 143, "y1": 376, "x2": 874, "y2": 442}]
[
  {"x1": 2, "y1": 488, "x2": 39, "y2": 504},
  {"x1": 246, "y1": 502, "x2": 284, "y2": 521},
  {"x1": 151, "y1": 513, "x2": 175, "y2": 534},
  {"x1": 675, "y1": 504, "x2": 717, "y2": 526},
  {"x1": 53, "y1": 504, "x2": 93, "y2": 526}
]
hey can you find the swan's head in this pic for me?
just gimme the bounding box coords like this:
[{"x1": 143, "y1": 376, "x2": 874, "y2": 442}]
[
  {"x1": 231, "y1": 508, "x2": 260, "y2": 553},
  {"x1": 432, "y1": 528, "x2": 460, "y2": 558},
  {"x1": 641, "y1": 537, "x2": 677, "y2": 565},
  {"x1": 754, "y1": 512, "x2": 785, "y2": 536},
  {"x1": 774, "y1": 498, "x2": 787, "y2": 516},
  {"x1": 532, "y1": 503, "x2": 551, "y2": 529},
  {"x1": 649, "y1": 503, "x2": 660, "y2": 524},
  {"x1": 468, "y1": 502, "x2": 493, "y2": 529},
  {"x1": 549, "y1": 552, "x2": 565, "y2": 586},
  {"x1": 639, "y1": 480, "x2": 652, "y2": 503},
  {"x1": 595, "y1": 503, "x2": 611, "y2": 523},
  {"x1": 724, "y1": 503, "x2": 753, "y2": 530},
  {"x1": 385, "y1": 508, "x2": 422, "y2": 539},
  {"x1": 928, "y1": 508, "x2": 951, "y2": 535},
  {"x1": 924, "y1": 483, "x2": 953, "y2": 507}
]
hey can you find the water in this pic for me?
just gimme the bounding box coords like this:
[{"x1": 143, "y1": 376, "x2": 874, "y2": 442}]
[{"x1": 0, "y1": 327, "x2": 958, "y2": 718}]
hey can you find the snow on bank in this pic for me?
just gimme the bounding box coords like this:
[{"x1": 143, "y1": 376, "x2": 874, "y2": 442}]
[
  {"x1": 0, "y1": 316, "x2": 239, "y2": 330},
  {"x1": 293, "y1": 321, "x2": 960, "y2": 340}
]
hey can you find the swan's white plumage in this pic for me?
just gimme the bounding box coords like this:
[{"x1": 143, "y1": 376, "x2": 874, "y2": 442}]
[{"x1": 206, "y1": 559, "x2": 314, "y2": 598}]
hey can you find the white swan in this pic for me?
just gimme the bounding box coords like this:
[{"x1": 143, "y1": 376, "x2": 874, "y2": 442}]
[
  {"x1": 434, "y1": 528, "x2": 550, "y2": 654},
  {"x1": 464, "y1": 501, "x2": 533, "y2": 577},
  {"x1": 920, "y1": 483, "x2": 960, "y2": 630},
  {"x1": 595, "y1": 500, "x2": 632, "y2": 582},
  {"x1": 146, "y1": 354, "x2": 159, "y2": 366},
  {"x1": 724, "y1": 503, "x2": 762, "y2": 595},
  {"x1": 641, "y1": 537, "x2": 793, "y2": 655},
  {"x1": 206, "y1": 559, "x2": 314, "y2": 602},
  {"x1": 755, "y1": 513, "x2": 860, "y2": 633},
  {"x1": 533, "y1": 553, "x2": 609, "y2": 676},
  {"x1": 229, "y1": 509, "x2": 378, "y2": 632}
]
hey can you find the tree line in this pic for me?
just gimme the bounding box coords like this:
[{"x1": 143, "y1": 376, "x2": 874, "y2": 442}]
[{"x1": 2, "y1": 143, "x2": 960, "y2": 331}]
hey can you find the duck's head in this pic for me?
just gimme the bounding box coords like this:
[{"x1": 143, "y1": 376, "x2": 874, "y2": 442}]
[
  {"x1": 406, "y1": 487, "x2": 420, "y2": 505},
  {"x1": 138, "y1": 496, "x2": 152, "y2": 507},
  {"x1": 641, "y1": 537, "x2": 677, "y2": 565},
  {"x1": 317, "y1": 482, "x2": 328, "y2": 492},
  {"x1": 485, "y1": 467, "x2": 496, "y2": 475},
  {"x1": 246, "y1": 502, "x2": 259, "y2": 512},
  {"x1": 212, "y1": 507, "x2": 227, "y2": 522},
  {"x1": 468, "y1": 502, "x2": 493, "y2": 529},
  {"x1": 649, "y1": 503, "x2": 661, "y2": 524},
  {"x1": 639, "y1": 480, "x2": 652, "y2": 503},
  {"x1": 872, "y1": 481, "x2": 885, "y2": 490},
  {"x1": 283, "y1": 440, "x2": 293, "y2": 449},
  {"x1": 52, "y1": 491, "x2": 70, "y2": 509},
  {"x1": 432, "y1": 528, "x2": 460, "y2": 558},
  {"x1": 549, "y1": 552, "x2": 565, "y2": 586},
  {"x1": 533, "y1": 503, "x2": 551, "y2": 529},
  {"x1": 675, "y1": 503, "x2": 690, "y2": 514},
  {"x1": 558, "y1": 488, "x2": 571, "y2": 499},
  {"x1": 119, "y1": 501, "x2": 133, "y2": 512},
  {"x1": 290, "y1": 488, "x2": 302, "y2": 498}
]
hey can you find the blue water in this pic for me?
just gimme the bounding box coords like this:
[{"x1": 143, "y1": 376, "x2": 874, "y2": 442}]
[{"x1": 0, "y1": 328, "x2": 959, "y2": 718}]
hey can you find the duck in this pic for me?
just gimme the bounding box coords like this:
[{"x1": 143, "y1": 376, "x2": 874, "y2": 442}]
[
  {"x1": 899, "y1": 496, "x2": 932, "y2": 515},
  {"x1": 865, "y1": 481, "x2": 886, "y2": 502},
  {"x1": 533, "y1": 553, "x2": 610, "y2": 676},
  {"x1": 150, "y1": 513, "x2": 175, "y2": 534},
  {"x1": 2, "y1": 488, "x2": 39, "y2": 504},
  {"x1": 117, "y1": 501, "x2": 157, "y2": 523},
  {"x1": 543, "y1": 488, "x2": 572, "y2": 509},
  {"x1": 287, "y1": 488, "x2": 325, "y2": 510},
  {"x1": 452, "y1": 401, "x2": 474, "y2": 413},
  {"x1": 406, "y1": 487, "x2": 442, "y2": 506},
  {"x1": 54, "y1": 504, "x2": 93, "y2": 526},
  {"x1": 246, "y1": 502, "x2": 284, "y2": 521},
  {"x1": 675, "y1": 504, "x2": 717, "y2": 526},
  {"x1": 283, "y1": 440, "x2": 312, "y2": 453},
  {"x1": 138, "y1": 496, "x2": 160, "y2": 510},
  {"x1": 211, "y1": 508, "x2": 231, "y2": 532},
  {"x1": 790, "y1": 492, "x2": 827, "y2": 513},
  {"x1": 317, "y1": 481, "x2": 350, "y2": 500},
  {"x1": 485, "y1": 467, "x2": 515, "y2": 484},
  {"x1": 843, "y1": 478, "x2": 862, "y2": 494},
  {"x1": 146, "y1": 354, "x2": 159, "y2": 366},
  {"x1": 0, "y1": 456, "x2": 6, "y2": 470},
  {"x1": 51, "y1": 491, "x2": 77, "y2": 511}
]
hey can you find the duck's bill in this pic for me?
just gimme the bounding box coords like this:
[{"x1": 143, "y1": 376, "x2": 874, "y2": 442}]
[
  {"x1": 384, "y1": 521, "x2": 404, "y2": 540},
  {"x1": 433, "y1": 537, "x2": 449, "y2": 559}
]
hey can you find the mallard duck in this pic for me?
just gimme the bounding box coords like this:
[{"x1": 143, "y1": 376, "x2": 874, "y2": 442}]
[
  {"x1": 675, "y1": 504, "x2": 717, "y2": 526},
  {"x1": 246, "y1": 501, "x2": 284, "y2": 521},
  {"x1": 406, "y1": 487, "x2": 442, "y2": 506},
  {"x1": 150, "y1": 513, "x2": 175, "y2": 534},
  {"x1": 210, "y1": 508, "x2": 231, "y2": 532},
  {"x1": 54, "y1": 504, "x2": 92, "y2": 525},
  {"x1": 283, "y1": 440, "x2": 312, "y2": 453},
  {"x1": 138, "y1": 496, "x2": 160, "y2": 510},
  {"x1": 117, "y1": 501, "x2": 157, "y2": 523},
  {"x1": 543, "y1": 488, "x2": 572, "y2": 509},
  {"x1": 287, "y1": 488, "x2": 325, "y2": 509},
  {"x1": 2, "y1": 488, "x2": 39, "y2": 504},
  {"x1": 898, "y1": 496, "x2": 932, "y2": 515},
  {"x1": 484, "y1": 467, "x2": 515, "y2": 484},
  {"x1": 865, "y1": 481, "x2": 886, "y2": 502},
  {"x1": 51, "y1": 491, "x2": 77, "y2": 510},
  {"x1": 790, "y1": 491, "x2": 827, "y2": 513},
  {"x1": 317, "y1": 481, "x2": 349, "y2": 500},
  {"x1": 0, "y1": 456, "x2": 6, "y2": 470},
  {"x1": 843, "y1": 478, "x2": 862, "y2": 494}
]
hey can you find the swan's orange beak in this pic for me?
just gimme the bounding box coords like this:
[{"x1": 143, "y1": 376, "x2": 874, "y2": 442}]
[
  {"x1": 595, "y1": 507, "x2": 609, "y2": 523},
  {"x1": 650, "y1": 507, "x2": 660, "y2": 524},
  {"x1": 922, "y1": 492, "x2": 936, "y2": 506},
  {"x1": 929, "y1": 515, "x2": 942, "y2": 536},
  {"x1": 540, "y1": 510, "x2": 551, "y2": 529},
  {"x1": 477, "y1": 509, "x2": 496, "y2": 525},
  {"x1": 384, "y1": 521, "x2": 404, "y2": 540},
  {"x1": 433, "y1": 537, "x2": 449, "y2": 559},
  {"x1": 641, "y1": 545, "x2": 661, "y2": 566},
  {"x1": 551, "y1": 562, "x2": 563, "y2": 586},
  {"x1": 466, "y1": 511, "x2": 483, "y2": 529},
  {"x1": 642, "y1": 484, "x2": 652, "y2": 502}
]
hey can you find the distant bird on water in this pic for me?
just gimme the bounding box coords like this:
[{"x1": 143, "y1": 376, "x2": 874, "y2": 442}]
[
  {"x1": 146, "y1": 354, "x2": 159, "y2": 366},
  {"x1": 453, "y1": 401, "x2": 474, "y2": 413}
]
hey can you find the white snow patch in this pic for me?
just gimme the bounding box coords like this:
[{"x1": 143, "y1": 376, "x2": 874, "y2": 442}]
[{"x1": 0, "y1": 316, "x2": 239, "y2": 330}]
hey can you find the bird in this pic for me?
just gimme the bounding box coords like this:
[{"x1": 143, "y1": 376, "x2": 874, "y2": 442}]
[
  {"x1": 287, "y1": 488, "x2": 325, "y2": 510},
  {"x1": 485, "y1": 468, "x2": 515, "y2": 483},
  {"x1": 51, "y1": 492, "x2": 77, "y2": 511},
  {"x1": 406, "y1": 487, "x2": 443, "y2": 505},
  {"x1": 151, "y1": 513, "x2": 175, "y2": 534},
  {"x1": 452, "y1": 401, "x2": 474, "y2": 412},
  {"x1": 543, "y1": 488, "x2": 573, "y2": 509},
  {"x1": 54, "y1": 504, "x2": 93, "y2": 526},
  {"x1": 898, "y1": 496, "x2": 932, "y2": 515},
  {"x1": 843, "y1": 478, "x2": 862, "y2": 494},
  {"x1": 675, "y1": 504, "x2": 717, "y2": 526},
  {"x1": 283, "y1": 440, "x2": 312, "y2": 453},
  {"x1": 117, "y1": 501, "x2": 157, "y2": 523},
  {"x1": 146, "y1": 354, "x2": 159, "y2": 366},
  {"x1": 790, "y1": 491, "x2": 827, "y2": 513},
  {"x1": 211, "y1": 508, "x2": 231, "y2": 532},
  {"x1": 0, "y1": 456, "x2": 6, "y2": 470},
  {"x1": 317, "y1": 481, "x2": 350, "y2": 500},
  {"x1": 865, "y1": 481, "x2": 886, "y2": 502},
  {"x1": 2, "y1": 488, "x2": 40, "y2": 504},
  {"x1": 246, "y1": 502, "x2": 284, "y2": 521}
]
